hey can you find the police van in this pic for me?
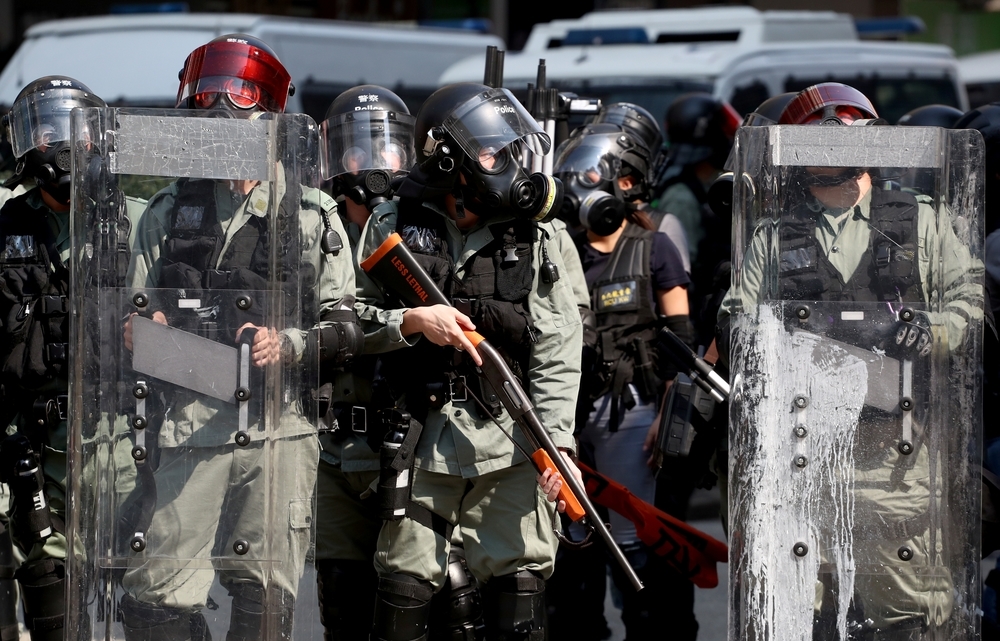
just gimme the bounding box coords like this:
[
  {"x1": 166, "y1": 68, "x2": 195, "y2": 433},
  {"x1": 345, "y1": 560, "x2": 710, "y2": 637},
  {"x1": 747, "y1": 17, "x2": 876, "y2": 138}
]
[
  {"x1": 0, "y1": 12, "x2": 502, "y2": 121},
  {"x1": 958, "y1": 49, "x2": 1000, "y2": 108},
  {"x1": 439, "y1": 6, "x2": 966, "y2": 124}
]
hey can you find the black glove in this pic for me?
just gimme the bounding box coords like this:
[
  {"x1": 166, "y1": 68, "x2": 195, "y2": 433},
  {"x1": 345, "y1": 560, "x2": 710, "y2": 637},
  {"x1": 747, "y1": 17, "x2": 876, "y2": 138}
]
[{"x1": 886, "y1": 319, "x2": 933, "y2": 359}]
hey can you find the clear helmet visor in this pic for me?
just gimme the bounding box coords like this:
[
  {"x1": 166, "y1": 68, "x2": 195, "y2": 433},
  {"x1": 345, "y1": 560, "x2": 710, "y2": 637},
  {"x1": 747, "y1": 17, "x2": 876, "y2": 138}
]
[
  {"x1": 553, "y1": 134, "x2": 623, "y2": 188},
  {"x1": 7, "y1": 87, "x2": 104, "y2": 159},
  {"x1": 442, "y1": 87, "x2": 550, "y2": 161},
  {"x1": 320, "y1": 109, "x2": 416, "y2": 180}
]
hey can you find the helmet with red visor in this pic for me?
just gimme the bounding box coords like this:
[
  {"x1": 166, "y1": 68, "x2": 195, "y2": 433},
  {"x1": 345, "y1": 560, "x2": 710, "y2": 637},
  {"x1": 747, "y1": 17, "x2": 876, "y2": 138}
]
[
  {"x1": 176, "y1": 34, "x2": 293, "y2": 113},
  {"x1": 779, "y1": 83, "x2": 879, "y2": 126}
]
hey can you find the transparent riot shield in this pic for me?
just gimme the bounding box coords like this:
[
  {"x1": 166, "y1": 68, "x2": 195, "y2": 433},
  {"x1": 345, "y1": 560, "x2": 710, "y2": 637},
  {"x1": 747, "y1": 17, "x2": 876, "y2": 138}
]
[
  {"x1": 67, "y1": 108, "x2": 323, "y2": 641},
  {"x1": 728, "y1": 125, "x2": 984, "y2": 641}
]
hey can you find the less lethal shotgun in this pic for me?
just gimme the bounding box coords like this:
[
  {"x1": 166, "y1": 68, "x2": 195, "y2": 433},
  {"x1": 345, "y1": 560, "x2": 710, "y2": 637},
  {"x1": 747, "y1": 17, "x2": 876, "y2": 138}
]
[{"x1": 361, "y1": 232, "x2": 644, "y2": 592}]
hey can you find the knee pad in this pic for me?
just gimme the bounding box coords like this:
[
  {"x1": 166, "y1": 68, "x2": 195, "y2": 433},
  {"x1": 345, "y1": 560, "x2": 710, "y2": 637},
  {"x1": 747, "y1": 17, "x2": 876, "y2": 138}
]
[
  {"x1": 120, "y1": 593, "x2": 200, "y2": 641},
  {"x1": 15, "y1": 558, "x2": 65, "y2": 641},
  {"x1": 430, "y1": 547, "x2": 484, "y2": 641},
  {"x1": 226, "y1": 583, "x2": 294, "y2": 641},
  {"x1": 372, "y1": 573, "x2": 434, "y2": 641},
  {"x1": 0, "y1": 529, "x2": 18, "y2": 641},
  {"x1": 316, "y1": 559, "x2": 377, "y2": 641},
  {"x1": 483, "y1": 571, "x2": 546, "y2": 641}
]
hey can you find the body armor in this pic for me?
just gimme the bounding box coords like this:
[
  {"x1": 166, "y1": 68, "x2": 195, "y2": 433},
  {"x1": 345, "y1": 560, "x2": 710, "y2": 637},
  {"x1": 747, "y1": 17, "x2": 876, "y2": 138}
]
[
  {"x1": 577, "y1": 224, "x2": 661, "y2": 428},
  {"x1": 376, "y1": 198, "x2": 536, "y2": 423},
  {"x1": 0, "y1": 192, "x2": 69, "y2": 403},
  {"x1": 778, "y1": 187, "x2": 919, "y2": 303}
]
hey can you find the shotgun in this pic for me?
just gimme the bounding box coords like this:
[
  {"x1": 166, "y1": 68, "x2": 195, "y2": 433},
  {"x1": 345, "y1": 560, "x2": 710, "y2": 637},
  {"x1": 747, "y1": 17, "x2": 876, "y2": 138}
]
[{"x1": 361, "y1": 232, "x2": 644, "y2": 591}]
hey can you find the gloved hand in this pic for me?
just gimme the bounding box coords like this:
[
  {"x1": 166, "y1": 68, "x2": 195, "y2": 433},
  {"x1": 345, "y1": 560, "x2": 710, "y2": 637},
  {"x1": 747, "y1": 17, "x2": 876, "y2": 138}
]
[{"x1": 886, "y1": 319, "x2": 933, "y2": 359}]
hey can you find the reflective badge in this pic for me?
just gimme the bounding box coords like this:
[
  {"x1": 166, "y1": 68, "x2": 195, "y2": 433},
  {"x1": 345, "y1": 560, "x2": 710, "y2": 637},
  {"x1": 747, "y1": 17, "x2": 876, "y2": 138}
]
[
  {"x1": 401, "y1": 225, "x2": 442, "y2": 254},
  {"x1": 779, "y1": 246, "x2": 816, "y2": 273},
  {"x1": 2, "y1": 235, "x2": 37, "y2": 261},
  {"x1": 175, "y1": 206, "x2": 205, "y2": 230},
  {"x1": 598, "y1": 280, "x2": 637, "y2": 311}
]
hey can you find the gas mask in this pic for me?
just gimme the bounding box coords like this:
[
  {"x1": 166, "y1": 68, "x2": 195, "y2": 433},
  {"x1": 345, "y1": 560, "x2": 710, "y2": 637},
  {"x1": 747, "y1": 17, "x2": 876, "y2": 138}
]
[
  {"x1": 24, "y1": 142, "x2": 72, "y2": 204},
  {"x1": 552, "y1": 124, "x2": 651, "y2": 235},
  {"x1": 321, "y1": 108, "x2": 416, "y2": 210},
  {"x1": 557, "y1": 172, "x2": 628, "y2": 236},
  {"x1": 456, "y1": 140, "x2": 563, "y2": 221},
  {"x1": 416, "y1": 87, "x2": 563, "y2": 222}
]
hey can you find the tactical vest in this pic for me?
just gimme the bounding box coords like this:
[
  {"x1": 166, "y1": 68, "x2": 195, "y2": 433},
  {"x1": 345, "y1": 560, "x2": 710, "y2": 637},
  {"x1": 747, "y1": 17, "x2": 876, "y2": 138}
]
[
  {"x1": 156, "y1": 178, "x2": 317, "y2": 332},
  {"x1": 159, "y1": 179, "x2": 270, "y2": 291},
  {"x1": 0, "y1": 192, "x2": 70, "y2": 399},
  {"x1": 778, "y1": 188, "x2": 919, "y2": 303},
  {"x1": 376, "y1": 198, "x2": 537, "y2": 422},
  {"x1": 577, "y1": 225, "x2": 662, "y2": 427}
]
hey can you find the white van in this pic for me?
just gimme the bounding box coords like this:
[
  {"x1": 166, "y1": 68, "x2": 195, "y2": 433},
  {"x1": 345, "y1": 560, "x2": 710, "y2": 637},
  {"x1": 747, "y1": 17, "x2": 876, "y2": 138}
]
[
  {"x1": 0, "y1": 13, "x2": 502, "y2": 119},
  {"x1": 439, "y1": 6, "x2": 966, "y2": 124},
  {"x1": 958, "y1": 49, "x2": 1000, "y2": 108}
]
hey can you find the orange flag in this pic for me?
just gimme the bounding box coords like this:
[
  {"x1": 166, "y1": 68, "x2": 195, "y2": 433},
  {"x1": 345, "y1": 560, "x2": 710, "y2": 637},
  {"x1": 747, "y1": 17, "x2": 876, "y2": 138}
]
[{"x1": 577, "y1": 461, "x2": 729, "y2": 588}]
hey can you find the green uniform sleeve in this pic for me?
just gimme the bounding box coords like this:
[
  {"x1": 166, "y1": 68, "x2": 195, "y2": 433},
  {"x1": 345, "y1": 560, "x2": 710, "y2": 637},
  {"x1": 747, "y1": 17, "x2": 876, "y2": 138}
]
[
  {"x1": 284, "y1": 187, "x2": 357, "y2": 362},
  {"x1": 127, "y1": 184, "x2": 179, "y2": 289},
  {"x1": 354, "y1": 201, "x2": 419, "y2": 354},
  {"x1": 529, "y1": 221, "x2": 585, "y2": 452},
  {"x1": 916, "y1": 202, "x2": 984, "y2": 350}
]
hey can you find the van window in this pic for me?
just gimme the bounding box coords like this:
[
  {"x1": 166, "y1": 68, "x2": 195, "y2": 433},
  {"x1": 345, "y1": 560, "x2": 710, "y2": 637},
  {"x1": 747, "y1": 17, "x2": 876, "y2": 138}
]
[
  {"x1": 729, "y1": 81, "x2": 771, "y2": 116},
  {"x1": 967, "y1": 83, "x2": 1000, "y2": 110},
  {"x1": 784, "y1": 76, "x2": 960, "y2": 124}
]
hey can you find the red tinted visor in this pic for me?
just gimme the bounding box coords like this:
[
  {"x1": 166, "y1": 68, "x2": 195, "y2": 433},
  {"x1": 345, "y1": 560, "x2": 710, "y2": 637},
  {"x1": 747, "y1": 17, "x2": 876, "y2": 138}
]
[
  {"x1": 177, "y1": 40, "x2": 291, "y2": 112},
  {"x1": 779, "y1": 83, "x2": 877, "y2": 125}
]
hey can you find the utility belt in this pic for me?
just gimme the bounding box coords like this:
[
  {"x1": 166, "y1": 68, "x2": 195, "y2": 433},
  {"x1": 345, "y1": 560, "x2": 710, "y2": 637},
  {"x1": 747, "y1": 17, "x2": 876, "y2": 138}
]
[
  {"x1": 404, "y1": 370, "x2": 502, "y2": 424},
  {"x1": 32, "y1": 394, "x2": 68, "y2": 430}
]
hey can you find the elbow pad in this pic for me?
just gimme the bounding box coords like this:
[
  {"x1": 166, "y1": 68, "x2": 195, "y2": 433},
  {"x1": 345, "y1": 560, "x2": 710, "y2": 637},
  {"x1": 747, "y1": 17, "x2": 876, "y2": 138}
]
[{"x1": 307, "y1": 310, "x2": 365, "y2": 366}]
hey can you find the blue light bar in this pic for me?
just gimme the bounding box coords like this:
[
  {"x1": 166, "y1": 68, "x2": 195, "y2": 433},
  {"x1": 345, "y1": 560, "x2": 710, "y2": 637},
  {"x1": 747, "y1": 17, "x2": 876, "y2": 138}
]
[
  {"x1": 854, "y1": 17, "x2": 926, "y2": 36},
  {"x1": 418, "y1": 18, "x2": 493, "y2": 34},
  {"x1": 563, "y1": 27, "x2": 649, "y2": 46},
  {"x1": 110, "y1": 2, "x2": 189, "y2": 13}
]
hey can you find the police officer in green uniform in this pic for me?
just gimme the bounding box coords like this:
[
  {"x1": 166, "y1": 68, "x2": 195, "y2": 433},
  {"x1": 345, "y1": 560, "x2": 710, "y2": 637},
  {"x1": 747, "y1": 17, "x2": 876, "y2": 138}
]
[
  {"x1": 313, "y1": 84, "x2": 418, "y2": 641},
  {"x1": 721, "y1": 83, "x2": 983, "y2": 639},
  {"x1": 117, "y1": 35, "x2": 360, "y2": 641},
  {"x1": 0, "y1": 76, "x2": 120, "y2": 641},
  {"x1": 355, "y1": 82, "x2": 585, "y2": 641}
]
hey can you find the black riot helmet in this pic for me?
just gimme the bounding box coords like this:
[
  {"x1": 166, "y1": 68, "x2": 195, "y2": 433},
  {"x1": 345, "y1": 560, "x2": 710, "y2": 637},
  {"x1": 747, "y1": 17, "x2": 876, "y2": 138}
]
[
  {"x1": 741, "y1": 92, "x2": 798, "y2": 127},
  {"x1": 2, "y1": 76, "x2": 106, "y2": 202},
  {"x1": 898, "y1": 104, "x2": 964, "y2": 128},
  {"x1": 553, "y1": 123, "x2": 652, "y2": 235},
  {"x1": 664, "y1": 92, "x2": 740, "y2": 169},
  {"x1": 956, "y1": 103, "x2": 1000, "y2": 234},
  {"x1": 176, "y1": 34, "x2": 292, "y2": 114},
  {"x1": 320, "y1": 85, "x2": 415, "y2": 208},
  {"x1": 592, "y1": 102, "x2": 663, "y2": 161},
  {"x1": 403, "y1": 82, "x2": 562, "y2": 222}
]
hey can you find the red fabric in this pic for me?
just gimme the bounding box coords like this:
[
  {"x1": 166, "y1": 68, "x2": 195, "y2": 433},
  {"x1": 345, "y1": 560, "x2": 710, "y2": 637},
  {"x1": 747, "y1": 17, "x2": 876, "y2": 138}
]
[{"x1": 577, "y1": 461, "x2": 728, "y2": 588}]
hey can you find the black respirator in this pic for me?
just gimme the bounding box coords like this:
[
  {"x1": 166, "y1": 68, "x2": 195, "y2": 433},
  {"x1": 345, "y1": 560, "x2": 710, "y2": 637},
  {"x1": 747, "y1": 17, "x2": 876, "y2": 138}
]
[
  {"x1": 333, "y1": 169, "x2": 396, "y2": 208},
  {"x1": 558, "y1": 174, "x2": 629, "y2": 236},
  {"x1": 25, "y1": 143, "x2": 73, "y2": 204},
  {"x1": 421, "y1": 127, "x2": 563, "y2": 222}
]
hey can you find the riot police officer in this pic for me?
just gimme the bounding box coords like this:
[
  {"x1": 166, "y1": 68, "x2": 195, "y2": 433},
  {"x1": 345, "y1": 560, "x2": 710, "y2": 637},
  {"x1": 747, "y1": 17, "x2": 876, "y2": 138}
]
[
  {"x1": 722, "y1": 82, "x2": 984, "y2": 640},
  {"x1": 313, "y1": 84, "x2": 418, "y2": 641},
  {"x1": 0, "y1": 76, "x2": 108, "y2": 641},
  {"x1": 354, "y1": 82, "x2": 584, "y2": 641},
  {"x1": 114, "y1": 34, "x2": 360, "y2": 641},
  {"x1": 590, "y1": 102, "x2": 691, "y2": 275},
  {"x1": 551, "y1": 121, "x2": 696, "y2": 640}
]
